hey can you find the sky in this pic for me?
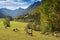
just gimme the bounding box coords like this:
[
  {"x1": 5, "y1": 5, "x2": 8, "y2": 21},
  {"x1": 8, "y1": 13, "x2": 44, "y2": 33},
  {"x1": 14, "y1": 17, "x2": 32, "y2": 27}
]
[{"x1": 0, "y1": 0, "x2": 41, "y2": 10}]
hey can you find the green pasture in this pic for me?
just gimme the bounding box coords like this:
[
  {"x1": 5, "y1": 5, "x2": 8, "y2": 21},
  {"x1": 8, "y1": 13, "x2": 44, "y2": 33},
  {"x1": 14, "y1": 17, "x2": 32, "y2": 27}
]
[{"x1": 0, "y1": 19, "x2": 60, "y2": 40}]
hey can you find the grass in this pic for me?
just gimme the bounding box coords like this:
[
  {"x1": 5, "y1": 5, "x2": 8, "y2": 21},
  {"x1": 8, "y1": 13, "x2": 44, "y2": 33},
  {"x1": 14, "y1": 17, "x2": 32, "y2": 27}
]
[{"x1": 0, "y1": 19, "x2": 60, "y2": 40}]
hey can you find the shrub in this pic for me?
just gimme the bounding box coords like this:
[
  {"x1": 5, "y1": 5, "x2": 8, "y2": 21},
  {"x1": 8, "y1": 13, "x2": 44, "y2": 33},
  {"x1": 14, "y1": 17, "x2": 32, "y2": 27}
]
[
  {"x1": 3, "y1": 17, "x2": 10, "y2": 28},
  {"x1": 26, "y1": 22, "x2": 40, "y2": 31}
]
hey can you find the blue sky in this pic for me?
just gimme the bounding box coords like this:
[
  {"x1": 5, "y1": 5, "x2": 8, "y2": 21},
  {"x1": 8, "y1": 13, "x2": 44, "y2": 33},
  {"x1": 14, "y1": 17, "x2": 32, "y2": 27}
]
[{"x1": 0, "y1": 0, "x2": 41, "y2": 10}]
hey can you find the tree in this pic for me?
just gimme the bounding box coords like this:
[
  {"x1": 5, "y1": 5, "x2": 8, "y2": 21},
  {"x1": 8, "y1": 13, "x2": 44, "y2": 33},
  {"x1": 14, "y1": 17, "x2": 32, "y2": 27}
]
[
  {"x1": 40, "y1": 0, "x2": 60, "y2": 32},
  {"x1": 28, "y1": 0, "x2": 60, "y2": 32},
  {"x1": 3, "y1": 16, "x2": 11, "y2": 28}
]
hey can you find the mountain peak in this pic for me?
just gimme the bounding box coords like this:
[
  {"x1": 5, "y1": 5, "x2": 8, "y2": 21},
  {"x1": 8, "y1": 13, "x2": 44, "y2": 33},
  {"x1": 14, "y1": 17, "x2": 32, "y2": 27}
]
[
  {"x1": 26, "y1": 1, "x2": 41, "y2": 11},
  {"x1": 0, "y1": 1, "x2": 41, "y2": 18}
]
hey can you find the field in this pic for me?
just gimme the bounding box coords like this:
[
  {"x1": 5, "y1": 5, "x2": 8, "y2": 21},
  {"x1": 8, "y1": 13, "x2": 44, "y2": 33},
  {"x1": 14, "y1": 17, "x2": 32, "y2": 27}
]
[{"x1": 0, "y1": 19, "x2": 60, "y2": 40}]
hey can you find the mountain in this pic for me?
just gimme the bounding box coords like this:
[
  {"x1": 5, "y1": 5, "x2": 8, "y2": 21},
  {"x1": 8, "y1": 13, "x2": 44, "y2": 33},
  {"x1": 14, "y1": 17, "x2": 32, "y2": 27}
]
[
  {"x1": 0, "y1": 1, "x2": 41, "y2": 18},
  {"x1": 0, "y1": 12, "x2": 6, "y2": 18},
  {"x1": 0, "y1": 8, "x2": 26, "y2": 18},
  {"x1": 26, "y1": 1, "x2": 41, "y2": 12}
]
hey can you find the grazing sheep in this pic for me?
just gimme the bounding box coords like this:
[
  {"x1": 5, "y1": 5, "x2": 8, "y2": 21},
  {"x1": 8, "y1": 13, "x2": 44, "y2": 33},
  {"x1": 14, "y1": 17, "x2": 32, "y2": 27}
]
[
  {"x1": 13, "y1": 28, "x2": 19, "y2": 32},
  {"x1": 16, "y1": 28, "x2": 19, "y2": 31},
  {"x1": 52, "y1": 33, "x2": 60, "y2": 37},
  {"x1": 25, "y1": 28, "x2": 33, "y2": 36},
  {"x1": 13, "y1": 29, "x2": 16, "y2": 32},
  {"x1": 28, "y1": 28, "x2": 33, "y2": 36}
]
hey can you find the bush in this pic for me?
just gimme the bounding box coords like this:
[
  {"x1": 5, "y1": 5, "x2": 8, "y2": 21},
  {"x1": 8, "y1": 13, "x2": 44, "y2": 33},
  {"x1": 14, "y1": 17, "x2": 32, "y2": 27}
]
[
  {"x1": 3, "y1": 17, "x2": 10, "y2": 28},
  {"x1": 26, "y1": 22, "x2": 40, "y2": 31}
]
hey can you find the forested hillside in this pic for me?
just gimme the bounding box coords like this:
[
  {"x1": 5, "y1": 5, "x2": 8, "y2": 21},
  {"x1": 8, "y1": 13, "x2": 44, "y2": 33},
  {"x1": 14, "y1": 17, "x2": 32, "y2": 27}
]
[{"x1": 27, "y1": 0, "x2": 60, "y2": 32}]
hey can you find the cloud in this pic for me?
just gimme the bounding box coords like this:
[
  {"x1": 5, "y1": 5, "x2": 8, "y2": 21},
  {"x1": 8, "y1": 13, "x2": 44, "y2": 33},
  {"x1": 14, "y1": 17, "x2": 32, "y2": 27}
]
[
  {"x1": 0, "y1": 0, "x2": 6, "y2": 1},
  {"x1": 0, "y1": 0, "x2": 41, "y2": 10}
]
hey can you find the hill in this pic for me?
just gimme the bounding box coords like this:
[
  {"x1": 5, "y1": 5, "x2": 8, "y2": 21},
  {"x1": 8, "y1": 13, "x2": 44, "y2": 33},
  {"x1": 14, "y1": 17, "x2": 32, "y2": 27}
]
[
  {"x1": 0, "y1": 8, "x2": 26, "y2": 18},
  {"x1": 27, "y1": 0, "x2": 60, "y2": 32},
  {"x1": 0, "y1": 1, "x2": 41, "y2": 18}
]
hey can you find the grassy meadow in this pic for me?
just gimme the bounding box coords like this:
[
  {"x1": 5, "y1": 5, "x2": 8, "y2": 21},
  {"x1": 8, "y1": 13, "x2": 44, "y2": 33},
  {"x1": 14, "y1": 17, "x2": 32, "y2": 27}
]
[{"x1": 0, "y1": 18, "x2": 60, "y2": 40}]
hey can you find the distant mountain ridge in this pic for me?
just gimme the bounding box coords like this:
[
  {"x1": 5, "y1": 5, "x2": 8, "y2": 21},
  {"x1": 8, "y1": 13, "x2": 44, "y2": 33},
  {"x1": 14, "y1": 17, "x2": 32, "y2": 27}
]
[
  {"x1": 26, "y1": 1, "x2": 41, "y2": 10},
  {"x1": 0, "y1": 1, "x2": 41, "y2": 18},
  {"x1": 0, "y1": 12, "x2": 6, "y2": 18},
  {"x1": 0, "y1": 8, "x2": 26, "y2": 18}
]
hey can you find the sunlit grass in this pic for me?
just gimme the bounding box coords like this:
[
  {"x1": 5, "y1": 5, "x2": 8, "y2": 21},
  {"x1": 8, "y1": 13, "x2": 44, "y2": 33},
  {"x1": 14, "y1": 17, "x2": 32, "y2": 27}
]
[{"x1": 0, "y1": 19, "x2": 60, "y2": 40}]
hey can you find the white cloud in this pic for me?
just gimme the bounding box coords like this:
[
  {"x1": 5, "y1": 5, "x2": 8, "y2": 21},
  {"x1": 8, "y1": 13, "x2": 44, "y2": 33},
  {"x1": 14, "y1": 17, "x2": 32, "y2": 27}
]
[
  {"x1": 0, "y1": 0, "x2": 41, "y2": 10},
  {"x1": 5, "y1": 6, "x2": 20, "y2": 10},
  {"x1": 0, "y1": 0, "x2": 6, "y2": 1}
]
